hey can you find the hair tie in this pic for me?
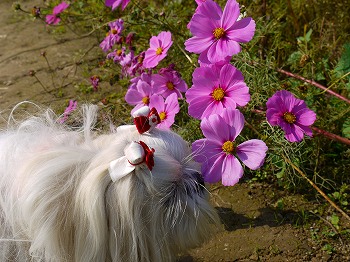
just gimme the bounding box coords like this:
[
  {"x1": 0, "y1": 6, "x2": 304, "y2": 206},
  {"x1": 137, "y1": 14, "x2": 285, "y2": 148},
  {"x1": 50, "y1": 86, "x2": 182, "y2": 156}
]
[
  {"x1": 109, "y1": 141, "x2": 155, "y2": 182},
  {"x1": 133, "y1": 106, "x2": 160, "y2": 134}
]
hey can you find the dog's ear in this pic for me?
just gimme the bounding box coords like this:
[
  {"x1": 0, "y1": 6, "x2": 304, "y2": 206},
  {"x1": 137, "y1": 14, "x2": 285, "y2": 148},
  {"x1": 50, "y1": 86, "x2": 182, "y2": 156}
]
[
  {"x1": 14, "y1": 147, "x2": 95, "y2": 260},
  {"x1": 73, "y1": 156, "x2": 112, "y2": 261}
]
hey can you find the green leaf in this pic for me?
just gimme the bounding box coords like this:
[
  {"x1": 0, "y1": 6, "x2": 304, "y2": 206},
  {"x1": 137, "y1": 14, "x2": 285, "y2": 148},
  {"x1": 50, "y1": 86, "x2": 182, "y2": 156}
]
[
  {"x1": 304, "y1": 29, "x2": 313, "y2": 42},
  {"x1": 330, "y1": 214, "x2": 339, "y2": 226},
  {"x1": 342, "y1": 117, "x2": 350, "y2": 139},
  {"x1": 334, "y1": 43, "x2": 350, "y2": 78}
]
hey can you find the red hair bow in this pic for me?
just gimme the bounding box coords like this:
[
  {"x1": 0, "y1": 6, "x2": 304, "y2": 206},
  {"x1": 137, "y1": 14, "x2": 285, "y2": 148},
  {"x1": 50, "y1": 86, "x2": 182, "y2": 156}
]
[{"x1": 133, "y1": 107, "x2": 160, "y2": 134}]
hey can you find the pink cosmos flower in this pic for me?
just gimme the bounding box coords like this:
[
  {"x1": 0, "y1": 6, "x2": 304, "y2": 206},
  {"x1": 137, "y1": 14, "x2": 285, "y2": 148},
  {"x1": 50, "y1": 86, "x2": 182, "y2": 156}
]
[
  {"x1": 46, "y1": 1, "x2": 69, "y2": 25},
  {"x1": 128, "y1": 72, "x2": 152, "y2": 91},
  {"x1": 152, "y1": 67, "x2": 188, "y2": 99},
  {"x1": 90, "y1": 76, "x2": 100, "y2": 91},
  {"x1": 107, "y1": 47, "x2": 126, "y2": 63},
  {"x1": 125, "y1": 74, "x2": 156, "y2": 114},
  {"x1": 266, "y1": 90, "x2": 317, "y2": 142},
  {"x1": 192, "y1": 108, "x2": 268, "y2": 186},
  {"x1": 126, "y1": 51, "x2": 146, "y2": 77},
  {"x1": 59, "y1": 100, "x2": 77, "y2": 124},
  {"x1": 143, "y1": 31, "x2": 173, "y2": 69},
  {"x1": 105, "y1": 0, "x2": 131, "y2": 11},
  {"x1": 186, "y1": 63, "x2": 250, "y2": 120},
  {"x1": 149, "y1": 93, "x2": 180, "y2": 129},
  {"x1": 99, "y1": 19, "x2": 124, "y2": 53},
  {"x1": 185, "y1": 0, "x2": 255, "y2": 64}
]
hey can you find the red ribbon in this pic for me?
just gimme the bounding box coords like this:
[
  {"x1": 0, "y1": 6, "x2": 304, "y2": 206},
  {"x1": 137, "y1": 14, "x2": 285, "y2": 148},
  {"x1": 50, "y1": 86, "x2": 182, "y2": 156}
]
[
  {"x1": 128, "y1": 141, "x2": 155, "y2": 171},
  {"x1": 133, "y1": 107, "x2": 160, "y2": 134}
]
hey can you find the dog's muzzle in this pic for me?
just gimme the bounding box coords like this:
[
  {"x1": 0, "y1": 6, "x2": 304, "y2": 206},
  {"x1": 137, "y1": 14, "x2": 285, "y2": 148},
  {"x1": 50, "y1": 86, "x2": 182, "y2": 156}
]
[{"x1": 186, "y1": 171, "x2": 206, "y2": 196}]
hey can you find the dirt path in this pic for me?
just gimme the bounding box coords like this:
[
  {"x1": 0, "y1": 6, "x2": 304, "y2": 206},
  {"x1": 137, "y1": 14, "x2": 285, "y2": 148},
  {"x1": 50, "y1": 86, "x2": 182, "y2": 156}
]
[
  {"x1": 0, "y1": 1, "x2": 349, "y2": 261},
  {"x1": 0, "y1": 0, "x2": 100, "y2": 117}
]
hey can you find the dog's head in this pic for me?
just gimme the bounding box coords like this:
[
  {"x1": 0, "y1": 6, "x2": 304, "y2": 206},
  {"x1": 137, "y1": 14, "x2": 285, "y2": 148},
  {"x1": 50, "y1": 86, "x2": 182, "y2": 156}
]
[{"x1": 71, "y1": 106, "x2": 219, "y2": 261}]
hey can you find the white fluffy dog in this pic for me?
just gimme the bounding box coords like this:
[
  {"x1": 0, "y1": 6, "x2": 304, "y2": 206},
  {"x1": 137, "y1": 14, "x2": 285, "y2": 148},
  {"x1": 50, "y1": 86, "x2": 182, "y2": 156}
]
[{"x1": 0, "y1": 104, "x2": 219, "y2": 261}]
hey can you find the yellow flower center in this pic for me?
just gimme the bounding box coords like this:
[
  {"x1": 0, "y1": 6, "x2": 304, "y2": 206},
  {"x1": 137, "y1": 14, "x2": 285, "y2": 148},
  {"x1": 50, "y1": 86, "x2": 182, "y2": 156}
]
[
  {"x1": 156, "y1": 47, "x2": 163, "y2": 55},
  {"x1": 212, "y1": 87, "x2": 225, "y2": 101},
  {"x1": 159, "y1": 112, "x2": 166, "y2": 120},
  {"x1": 166, "y1": 81, "x2": 175, "y2": 90},
  {"x1": 111, "y1": 29, "x2": 118, "y2": 34},
  {"x1": 222, "y1": 141, "x2": 235, "y2": 154},
  {"x1": 213, "y1": 27, "x2": 225, "y2": 39},
  {"x1": 116, "y1": 49, "x2": 123, "y2": 56},
  {"x1": 142, "y1": 96, "x2": 150, "y2": 105},
  {"x1": 283, "y1": 112, "x2": 296, "y2": 124}
]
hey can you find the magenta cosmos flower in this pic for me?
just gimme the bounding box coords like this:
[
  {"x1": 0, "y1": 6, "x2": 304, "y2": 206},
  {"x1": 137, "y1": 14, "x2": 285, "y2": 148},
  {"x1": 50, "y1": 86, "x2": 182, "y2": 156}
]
[
  {"x1": 143, "y1": 31, "x2": 173, "y2": 69},
  {"x1": 185, "y1": 0, "x2": 255, "y2": 64},
  {"x1": 105, "y1": 0, "x2": 131, "y2": 10},
  {"x1": 186, "y1": 63, "x2": 250, "y2": 119},
  {"x1": 192, "y1": 108, "x2": 268, "y2": 186},
  {"x1": 100, "y1": 19, "x2": 124, "y2": 52},
  {"x1": 152, "y1": 68, "x2": 188, "y2": 99},
  {"x1": 46, "y1": 1, "x2": 69, "y2": 25},
  {"x1": 59, "y1": 100, "x2": 77, "y2": 124},
  {"x1": 149, "y1": 93, "x2": 180, "y2": 129},
  {"x1": 266, "y1": 90, "x2": 317, "y2": 142},
  {"x1": 125, "y1": 74, "x2": 156, "y2": 114}
]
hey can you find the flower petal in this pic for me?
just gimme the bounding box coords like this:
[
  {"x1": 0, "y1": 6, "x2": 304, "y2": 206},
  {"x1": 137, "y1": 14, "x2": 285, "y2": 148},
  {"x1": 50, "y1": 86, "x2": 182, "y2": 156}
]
[
  {"x1": 125, "y1": 89, "x2": 143, "y2": 105},
  {"x1": 149, "y1": 94, "x2": 165, "y2": 112},
  {"x1": 224, "y1": 82, "x2": 250, "y2": 107},
  {"x1": 221, "y1": 0, "x2": 240, "y2": 29},
  {"x1": 189, "y1": 15, "x2": 216, "y2": 38},
  {"x1": 296, "y1": 108, "x2": 317, "y2": 126},
  {"x1": 221, "y1": 155, "x2": 243, "y2": 186},
  {"x1": 185, "y1": 36, "x2": 214, "y2": 54},
  {"x1": 236, "y1": 139, "x2": 268, "y2": 170},
  {"x1": 284, "y1": 124, "x2": 304, "y2": 142},
  {"x1": 201, "y1": 100, "x2": 225, "y2": 119},
  {"x1": 195, "y1": 0, "x2": 223, "y2": 20},
  {"x1": 220, "y1": 108, "x2": 245, "y2": 140},
  {"x1": 201, "y1": 114, "x2": 230, "y2": 143},
  {"x1": 164, "y1": 93, "x2": 180, "y2": 114},
  {"x1": 149, "y1": 35, "x2": 160, "y2": 49},
  {"x1": 226, "y1": 17, "x2": 256, "y2": 43},
  {"x1": 192, "y1": 139, "x2": 222, "y2": 164},
  {"x1": 187, "y1": 96, "x2": 213, "y2": 119},
  {"x1": 266, "y1": 108, "x2": 282, "y2": 126},
  {"x1": 202, "y1": 154, "x2": 226, "y2": 183}
]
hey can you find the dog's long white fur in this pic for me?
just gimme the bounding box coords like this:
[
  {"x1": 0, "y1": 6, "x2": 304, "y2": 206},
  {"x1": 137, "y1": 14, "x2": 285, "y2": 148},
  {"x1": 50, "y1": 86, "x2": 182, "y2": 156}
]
[{"x1": 0, "y1": 104, "x2": 219, "y2": 261}]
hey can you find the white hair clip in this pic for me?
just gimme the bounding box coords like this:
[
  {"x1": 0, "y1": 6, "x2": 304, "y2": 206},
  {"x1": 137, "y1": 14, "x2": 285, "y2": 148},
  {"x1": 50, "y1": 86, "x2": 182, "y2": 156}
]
[{"x1": 109, "y1": 141, "x2": 155, "y2": 182}]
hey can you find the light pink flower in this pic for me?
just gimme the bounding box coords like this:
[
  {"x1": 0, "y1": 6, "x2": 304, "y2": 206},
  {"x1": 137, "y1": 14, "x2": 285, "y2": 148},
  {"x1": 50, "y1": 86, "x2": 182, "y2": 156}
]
[
  {"x1": 143, "y1": 31, "x2": 173, "y2": 69},
  {"x1": 149, "y1": 94, "x2": 180, "y2": 129},
  {"x1": 125, "y1": 74, "x2": 156, "y2": 114},
  {"x1": 152, "y1": 67, "x2": 188, "y2": 99}
]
